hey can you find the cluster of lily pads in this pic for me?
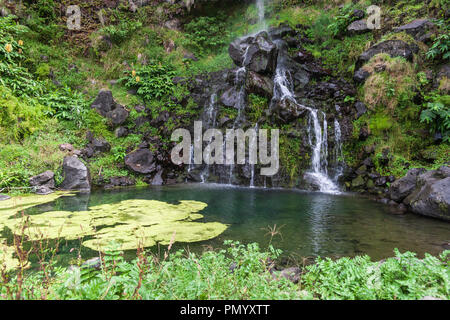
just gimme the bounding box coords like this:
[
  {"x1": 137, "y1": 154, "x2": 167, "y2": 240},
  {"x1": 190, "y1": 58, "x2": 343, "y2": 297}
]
[{"x1": 0, "y1": 193, "x2": 228, "y2": 271}]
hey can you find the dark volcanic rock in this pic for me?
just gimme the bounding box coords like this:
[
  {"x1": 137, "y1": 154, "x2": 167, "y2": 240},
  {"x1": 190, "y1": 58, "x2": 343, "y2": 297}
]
[
  {"x1": 29, "y1": 171, "x2": 55, "y2": 190},
  {"x1": 245, "y1": 71, "x2": 274, "y2": 98},
  {"x1": 389, "y1": 168, "x2": 426, "y2": 202},
  {"x1": 393, "y1": 19, "x2": 436, "y2": 41},
  {"x1": 124, "y1": 149, "x2": 156, "y2": 174},
  {"x1": 355, "y1": 40, "x2": 416, "y2": 74},
  {"x1": 114, "y1": 126, "x2": 129, "y2": 138},
  {"x1": 354, "y1": 68, "x2": 371, "y2": 84},
  {"x1": 91, "y1": 89, "x2": 115, "y2": 116},
  {"x1": 347, "y1": 20, "x2": 370, "y2": 35},
  {"x1": 60, "y1": 156, "x2": 91, "y2": 191},
  {"x1": 106, "y1": 105, "x2": 129, "y2": 126},
  {"x1": 229, "y1": 32, "x2": 278, "y2": 75},
  {"x1": 91, "y1": 138, "x2": 111, "y2": 154},
  {"x1": 220, "y1": 88, "x2": 239, "y2": 107},
  {"x1": 408, "y1": 175, "x2": 450, "y2": 221},
  {"x1": 355, "y1": 101, "x2": 367, "y2": 119},
  {"x1": 91, "y1": 89, "x2": 129, "y2": 125}
]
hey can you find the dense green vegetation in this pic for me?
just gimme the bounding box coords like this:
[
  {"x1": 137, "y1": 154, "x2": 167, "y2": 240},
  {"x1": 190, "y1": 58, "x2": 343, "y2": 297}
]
[
  {"x1": 0, "y1": 0, "x2": 449, "y2": 300},
  {"x1": 1, "y1": 241, "x2": 448, "y2": 300}
]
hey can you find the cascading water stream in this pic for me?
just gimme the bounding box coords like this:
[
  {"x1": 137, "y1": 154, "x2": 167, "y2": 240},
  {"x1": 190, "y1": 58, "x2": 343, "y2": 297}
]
[
  {"x1": 271, "y1": 40, "x2": 341, "y2": 194},
  {"x1": 201, "y1": 94, "x2": 218, "y2": 183},
  {"x1": 256, "y1": 0, "x2": 266, "y2": 30}
]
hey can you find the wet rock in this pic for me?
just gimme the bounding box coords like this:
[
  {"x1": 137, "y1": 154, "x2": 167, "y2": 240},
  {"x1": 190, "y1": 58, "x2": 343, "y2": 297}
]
[
  {"x1": 245, "y1": 71, "x2": 274, "y2": 98},
  {"x1": 229, "y1": 31, "x2": 278, "y2": 75},
  {"x1": 220, "y1": 87, "x2": 239, "y2": 107},
  {"x1": 393, "y1": 19, "x2": 436, "y2": 41},
  {"x1": 355, "y1": 40, "x2": 416, "y2": 75},
  {"x1": 375, "y1": 176, "x2": 388, "y2": 187},
  {"x1": 351, "y1": 9, "x2": 365, "y2": 20},
  {"x1": 105, "y1": 176, "x2": 136, "y2": 189},
  {"x1": 347, "y1": 20, "x2": 370, "y2": 35},
  {"x1": 0, "y1": 194, "x2": 11, "y2": 201},
  {"x1": 124, "y1": 149, "x2": 156, "y2": 174},
  {"x1": 273, "y1": 99, "x2": 306, "y2": 123},
  {"x1": 352, "y1": 175, "x2": 365, "y2": 188},
  {"x1": 389, "y1": 168, "x2": 426, "y2": 202},
  {"x1": 151, "y1": 169, "x2": 164, "y2": 186},
  {"x1": 359, "y1": 127, "x2": 369, "y2": 141},
  {"x1": 60, "y1": 156, "x2": 91, "y2": 192},
  {"x1": 35, "y1": 186, "x2": 53, "y2": 195}
]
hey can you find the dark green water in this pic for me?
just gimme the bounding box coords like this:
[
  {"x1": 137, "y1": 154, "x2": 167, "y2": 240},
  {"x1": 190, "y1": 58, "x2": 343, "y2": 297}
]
[{"x1": 22, "y1": 184, "x2": 450, "y2": 263}]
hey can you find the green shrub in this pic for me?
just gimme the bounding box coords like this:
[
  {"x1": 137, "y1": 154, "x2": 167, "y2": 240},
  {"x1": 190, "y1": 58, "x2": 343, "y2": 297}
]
[
  {"x1": 184, "y1": 15, "x2": 230, "y2": 56},
  {"x1": 100, "y1": 21, "x2": 143, "y2": 45},
  {"x1": 0, "y1": 85, "x2": 49, "y2": 142},
  {"x1": 120, "y1": 63, "x2": 176, "y2": 102}
]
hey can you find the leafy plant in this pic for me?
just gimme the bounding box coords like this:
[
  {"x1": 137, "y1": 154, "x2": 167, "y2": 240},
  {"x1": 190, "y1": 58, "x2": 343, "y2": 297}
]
[
  {"x1": 420, "y1": 94, "x2": 450, "y2": 142},
  {"x1": 120, "y1": 63, "x2": 176, "y2": 101},
  {"x1": 184, "y1": 14, "x2": 230, "y2": 56}
]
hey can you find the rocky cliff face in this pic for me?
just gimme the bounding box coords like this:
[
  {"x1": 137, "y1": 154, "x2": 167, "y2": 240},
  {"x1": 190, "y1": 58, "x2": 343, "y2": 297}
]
[{"x1": 180, "y1": 25, "x2": 357, "y2": 189}]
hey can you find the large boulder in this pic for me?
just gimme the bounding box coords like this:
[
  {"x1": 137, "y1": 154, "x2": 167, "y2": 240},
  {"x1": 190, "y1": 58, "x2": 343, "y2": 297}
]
[
  {"x1": 91, "y1": 89, "x2": 129, "y2": 125},
  {"x1": 29, "y1": 171, "x2": 55, "y2": 189},
  {"x1": 220, "y1": 87, "x2": 239, "y2": 108},
  {"x1": 229, "y1": 32, "x2": 278, "y2": 75},
  {"x1": 407, "y1": 176, "x2": 450, "y2": 221},
  {"x1": 245, "y1": 71, "x2": 274, "y2": 98},
  {"x1": 347, "y1": 20, "x2": 370, "y2": 35},
  {"x1": 389, "y1": 168, "x2": 426, "y2": 202},
  {"x1": 355, "y1": 40, "x2": 417, "y2": 74},
  {"x1": 124, "y1": 149, "x2": 156, "y2": 174},
  {"x1": 59, "y1": 156, "x2": 91, "y2": 191}
]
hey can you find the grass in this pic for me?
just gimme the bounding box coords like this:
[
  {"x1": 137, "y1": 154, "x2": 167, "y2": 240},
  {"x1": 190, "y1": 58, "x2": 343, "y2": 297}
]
[{"x1": 0, "y1": 237, "x2": 448, "y2": 300}]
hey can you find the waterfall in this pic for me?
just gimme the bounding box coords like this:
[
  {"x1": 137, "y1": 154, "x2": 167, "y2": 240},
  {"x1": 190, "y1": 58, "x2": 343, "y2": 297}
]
[
  {"x1": 271, "y1": 40, "x2": 340, "y2": 194},
  {"x1": 256, "y1": 0, "x2": 266, "y2": 30},
  {"x1": 201, "y1": 94, "x2": 218, "y2": 183},
  {"x1": 249, "y1": 123, "x2": 259, "y2": 188},
  {"x1": 228, "y1": 67, "x2": 248, "y2": 185},
  {"x1": 333, "y1": 118, "x2": 344, "y2": 182}
]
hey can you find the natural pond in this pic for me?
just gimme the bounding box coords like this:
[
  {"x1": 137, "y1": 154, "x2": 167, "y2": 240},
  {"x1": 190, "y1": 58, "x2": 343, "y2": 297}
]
[{"x1": 1, "y1": 184, "x2": 450, "y2": 269}]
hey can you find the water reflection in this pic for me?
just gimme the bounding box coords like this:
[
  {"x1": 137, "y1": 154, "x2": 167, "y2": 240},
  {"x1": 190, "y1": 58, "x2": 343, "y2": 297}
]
[{"x1": 19, "y1": 184, "x2": 450, "y2": 261}]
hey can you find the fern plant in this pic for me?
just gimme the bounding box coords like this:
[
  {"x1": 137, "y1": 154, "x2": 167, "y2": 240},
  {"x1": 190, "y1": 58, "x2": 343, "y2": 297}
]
[{"x1": 420, "y1": 94, "x2": 450, "y2": 142}]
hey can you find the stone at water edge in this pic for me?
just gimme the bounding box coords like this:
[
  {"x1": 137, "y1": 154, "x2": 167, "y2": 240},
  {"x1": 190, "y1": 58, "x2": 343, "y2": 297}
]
[
  {"x1": 389, "y1": 168, "x2": 426, "y2": 202},
  {"x1": 29, "y1": 170, "x2": 55, "y2": 187},
  {"x1": 0, "y1": 194, "x2": 11, "y2": 201},
  {"x1": 59, "y1": 156, "x2": 91, "y2": 192},
  {"x1": 124, "y1": 149, "x2": 157, "y2": 175}
]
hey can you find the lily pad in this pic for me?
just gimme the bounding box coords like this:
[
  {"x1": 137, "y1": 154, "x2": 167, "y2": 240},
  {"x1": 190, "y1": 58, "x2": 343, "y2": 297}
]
[{"x1": 1, "y1": 199, "x2": 228, "y2": 252}]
